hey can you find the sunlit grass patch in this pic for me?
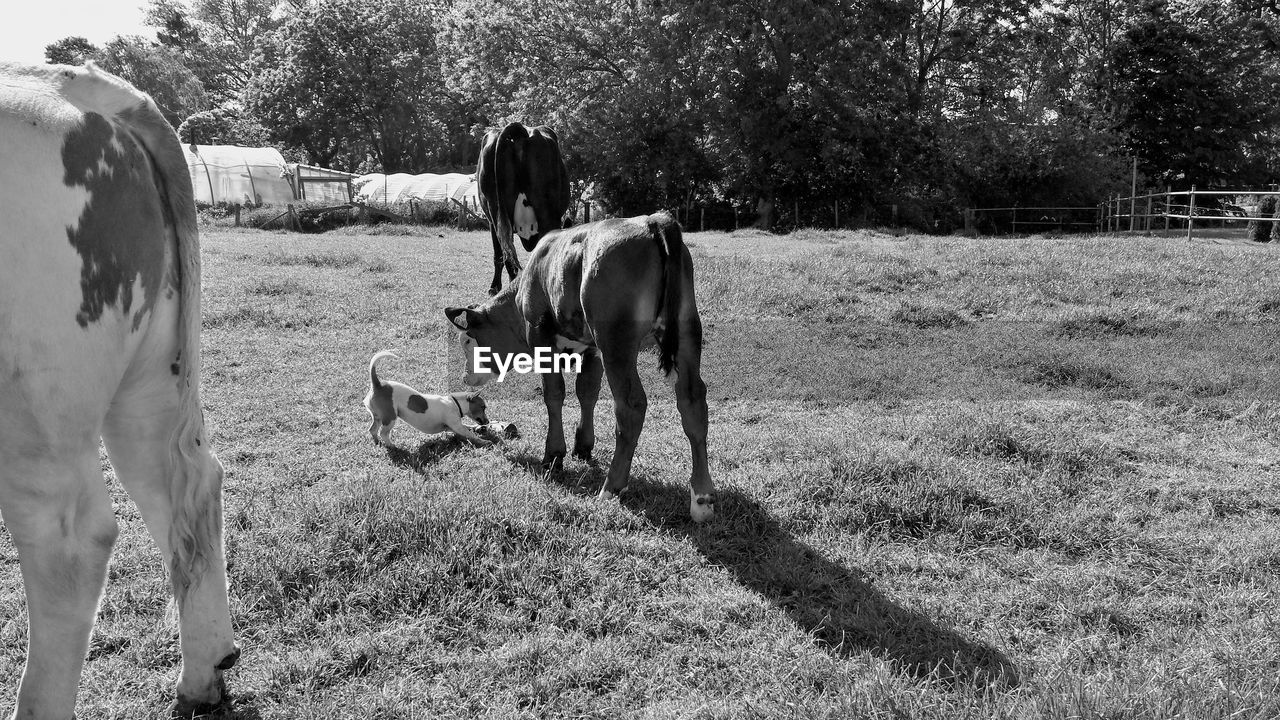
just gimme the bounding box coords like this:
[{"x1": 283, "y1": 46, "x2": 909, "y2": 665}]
[{"x1": 18, "y1": 227, "x2": 1279, "y2": 719}]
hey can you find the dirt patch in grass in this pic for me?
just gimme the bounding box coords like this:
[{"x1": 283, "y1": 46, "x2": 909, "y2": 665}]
[
  {"x1": 890, "y1": 303, "x2": 967, "y2": 329},
  {"x1": 262, "y1": 250, "x2": 363, "y2": 268},
  {"x1": 1050, "y1": 311, "x2": 1180, "y2": 338},
  {"x1": 1017, "y1": 356, "x2": 1129, "y2": 391}
]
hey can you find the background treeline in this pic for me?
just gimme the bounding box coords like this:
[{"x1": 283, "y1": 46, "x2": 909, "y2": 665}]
[{"x1": 45, "y1": 0, "x2": 1280, "y2": 232}]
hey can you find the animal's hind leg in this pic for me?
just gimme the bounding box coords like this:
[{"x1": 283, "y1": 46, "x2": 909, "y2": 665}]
[
  {"x1": 597, "y1": 331, "x2": 647, "y2": 497},
  {"x1": 671, "y1": 316, "x2": 715, "y2": 522},
  {"x1": 104, "y1": 398, "x2": 237, "y2": 714},
  {"x1": 0, "y1": 448, "x2": 118, "y2": 719},
  {"x1": 573, "y1": 351, "x2": 603, "y2": 460},
  {"x1": 489, "y1": 230, "x2": 505, "y2": 295}
]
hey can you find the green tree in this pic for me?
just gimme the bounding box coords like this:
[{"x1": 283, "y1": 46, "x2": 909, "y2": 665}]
[
  {"x1": 247, "y1": 0, "x2": 476, "y2": 171},
  {"x1": 146, "y1": 0, "x2": 284, "y2": 102},
  {"x1": 177, "y1": 104, "x2": 268, "y2": 145},
  {"x1": 1110, "y1": 1, "x2": 1280, "y2": 186},
  {"x1": 44, "y1": 36, "x2": 101, "y2": 66}
]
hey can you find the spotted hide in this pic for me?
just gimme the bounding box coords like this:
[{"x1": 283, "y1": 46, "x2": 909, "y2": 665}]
[
  {"x1": 446, "y1": 212, "x2": 715, "y2": 522},
  {"x1": 477, "y1": 122, "x2": 571, "y2": 295},
  {"x1": 0, "y1": 62, "x2": 237, "y2": 718}
]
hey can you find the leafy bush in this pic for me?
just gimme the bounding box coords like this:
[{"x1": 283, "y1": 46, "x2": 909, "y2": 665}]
[{"x1": 1247, "y1": 195, "x2": 1277, "y2": 243}]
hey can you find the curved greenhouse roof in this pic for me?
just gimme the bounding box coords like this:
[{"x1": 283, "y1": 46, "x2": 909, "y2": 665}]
[
  {"x1": 353, "y1": 172, "x2": 478, "y2": 205},
  {"x1": 183, "y1": 144, "x2": 295, "y2": 206}
]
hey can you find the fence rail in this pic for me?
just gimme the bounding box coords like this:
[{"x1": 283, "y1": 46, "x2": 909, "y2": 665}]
[
  {"x1": 1101, "y1": 187, "x2": 1280, "y2": 241},
  {"x1": 969, "y1": 187, "x2": 1280, "y2": 240}
]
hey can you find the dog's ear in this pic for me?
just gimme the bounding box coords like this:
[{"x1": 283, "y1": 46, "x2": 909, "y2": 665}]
[{"x1": 444, "y1": 306, "x2": 473, "y2": 331}]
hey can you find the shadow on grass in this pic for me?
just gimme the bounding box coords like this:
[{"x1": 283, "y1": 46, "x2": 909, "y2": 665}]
[
  {"x1": 527, "y1": 460, "x2": 1020, "y2": 691},
  {"x1": 380, "y1": 435, "x2": 474, "y2": 473},
  {"x1": 186, "y1": 689, "x2": 264, "y2": 720}
]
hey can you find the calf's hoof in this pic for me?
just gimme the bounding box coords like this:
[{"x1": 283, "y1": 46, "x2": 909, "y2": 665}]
[
  {"x1": 690, "y1": 492, "x2": 715, "y2": 523},
  {"x1": 541, "y1": 453, "x2": 565, "y2": 471}
]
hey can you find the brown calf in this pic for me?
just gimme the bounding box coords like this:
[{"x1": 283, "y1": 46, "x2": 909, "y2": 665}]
[{"x1": 445, "y1": 212, "x2": 714, "y2": 521}]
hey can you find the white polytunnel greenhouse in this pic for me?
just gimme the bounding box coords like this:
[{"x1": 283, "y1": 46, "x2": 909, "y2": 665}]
[
  {"x1": 353, "y1": 172, "x2": 479, "y2": 206},
  {"x1": 183, "y1": 144, "x2": 296, "y2": 206}
]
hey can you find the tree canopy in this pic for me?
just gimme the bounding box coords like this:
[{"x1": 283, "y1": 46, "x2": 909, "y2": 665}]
[{"x1": 43, "y1": 0, "x2": 1280, "y2": 230}]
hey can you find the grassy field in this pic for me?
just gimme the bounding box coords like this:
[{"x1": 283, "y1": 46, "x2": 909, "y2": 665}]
[{"x1": 1, "y1": 224, "x2": 1278, "y2": 719}]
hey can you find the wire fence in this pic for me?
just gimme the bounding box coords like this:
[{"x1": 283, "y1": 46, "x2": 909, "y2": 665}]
[
  {"x1": 966, "y1": 187, "x2": 1280, "y2": 241},
  {"x1": 1101, "y1": 187, "x2": 1280, "y2": 241}
]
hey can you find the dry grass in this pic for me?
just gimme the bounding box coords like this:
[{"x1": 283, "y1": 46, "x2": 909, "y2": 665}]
[{"x1": 1, "y1": 225, "x2": 1278, "y2": 718}]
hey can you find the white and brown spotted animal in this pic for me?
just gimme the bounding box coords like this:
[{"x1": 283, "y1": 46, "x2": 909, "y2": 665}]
[
  {"x1": 445, "y1": 211, "x2": 715, "y2": 522},
  {"x1": 0, "y1": 62, "x2": 237, "y2": 718},
  {"x1": 363, "y1": 350, "x2": 493, "y2": 446}
]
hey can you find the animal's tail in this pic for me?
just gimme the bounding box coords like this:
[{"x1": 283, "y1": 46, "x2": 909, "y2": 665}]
[
  {"x1": 60, "y1": 62, "x2": 222, "y2": 603},
  {"x1": 369, "y1": 350, "x2": 400, "y2": 390},
  {"x1": 650, "y1": 212, "x2": 685, "y2": 383}
]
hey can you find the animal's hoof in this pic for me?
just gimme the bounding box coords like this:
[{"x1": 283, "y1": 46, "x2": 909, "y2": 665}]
[
  {"x1": 168, "y1": 680, "x2": 227, "y2": 719},
  {"x1": 571, "y1": 446, "x2": 593, "y2": 461},
  {"x1": 488, "y1": 286, "x2": 499, "y2": 296},
  {"x1": 541, "y1": 454, "x2": 564, "y2": 471},
  {"x1": 690, "y1": 492, "x2": 715, "y2": 523}
]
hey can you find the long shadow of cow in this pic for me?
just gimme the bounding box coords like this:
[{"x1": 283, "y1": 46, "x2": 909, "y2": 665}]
[
  {"x1": 384, "y1": 443, "x2": 1019, "y2": 691},
  {"x1": 526, "y1": 456, "x2": 1020, "y2": 692}
]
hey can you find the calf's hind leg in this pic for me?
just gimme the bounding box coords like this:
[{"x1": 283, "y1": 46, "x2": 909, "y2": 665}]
[
  {"x1": 671, "y1": 315, "x2": 714, "y2": 522},
  {"x1": 596, "y1": 330, "x2": 647, "y2": 497}
]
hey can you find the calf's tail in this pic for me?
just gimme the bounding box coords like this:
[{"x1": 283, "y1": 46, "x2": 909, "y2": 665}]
[{"x1": 650, "y1": 212, "x2": 685, "y2": 383}]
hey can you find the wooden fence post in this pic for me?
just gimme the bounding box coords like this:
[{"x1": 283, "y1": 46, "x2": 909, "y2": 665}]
[
  {"x1": 1164, "y1": 186, "x2": 1171, "y2": 231},
  {"x1": 834, "y1": 200, "x2": 839, "y2": 228},
  {"x1": 233, "y1": 203, "x2": 241, "y2": 227},
  {"x1": 700, "y1": 206, "x2": 704, "y2": 232},
  {"x1": 1186, "y1": 186, "x2": 1196, "y2": 243},
  {"x1": 1145, "y1": 195, "x2": 1152, "y2": 232}
]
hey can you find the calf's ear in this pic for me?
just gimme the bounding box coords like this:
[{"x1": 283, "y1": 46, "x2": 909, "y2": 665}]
[{"x1": 444, "y1": 306, "x2": 470, "y2": 330}]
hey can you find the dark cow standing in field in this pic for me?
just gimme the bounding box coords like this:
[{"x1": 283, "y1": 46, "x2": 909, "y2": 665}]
[
  {"x1": 446, "y1": 211, "x2": 715, "y2": 522},
  {"x1": 477, "y1": 122, "x2": 571, "y2": 295},
  {"x1": 0, "y1": 62, "x2": 237, "y2": 718}
]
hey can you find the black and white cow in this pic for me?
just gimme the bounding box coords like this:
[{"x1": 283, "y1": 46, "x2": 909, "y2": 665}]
[
  {"x1": 0, "y1": 62, "x2": 237, "y2": 718},
  {"x1": 477, "y1": 122, "x2": 571, "y2": 295}
]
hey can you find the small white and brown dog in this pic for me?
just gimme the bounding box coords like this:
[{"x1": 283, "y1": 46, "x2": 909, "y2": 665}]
[{"x1": 364, "y1": 350, "x2": 493, "y2": 446}]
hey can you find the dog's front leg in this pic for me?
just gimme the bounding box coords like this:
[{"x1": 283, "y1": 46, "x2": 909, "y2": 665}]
[{"x1": 450, "y1": 421, "x2": 493, "y2": 447}]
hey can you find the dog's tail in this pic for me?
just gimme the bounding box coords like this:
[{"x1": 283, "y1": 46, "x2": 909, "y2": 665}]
[{"x1": 369, "y1": 350, "x2": 400, "y2": 390}]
